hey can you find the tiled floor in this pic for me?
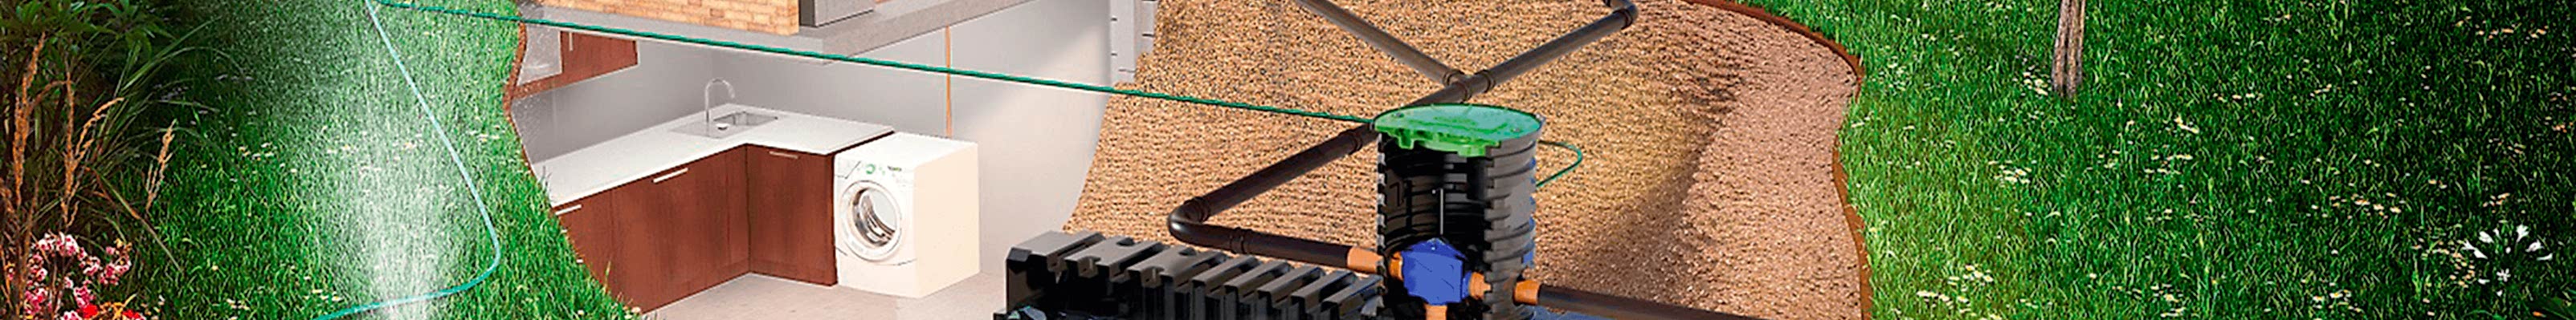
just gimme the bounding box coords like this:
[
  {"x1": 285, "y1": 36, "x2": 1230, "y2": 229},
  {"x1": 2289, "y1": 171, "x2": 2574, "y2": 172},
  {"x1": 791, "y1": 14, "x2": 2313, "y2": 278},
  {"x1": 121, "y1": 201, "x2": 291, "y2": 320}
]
[{"x1": 646, "y1": 273, "x2": 1005, "y2": 319}]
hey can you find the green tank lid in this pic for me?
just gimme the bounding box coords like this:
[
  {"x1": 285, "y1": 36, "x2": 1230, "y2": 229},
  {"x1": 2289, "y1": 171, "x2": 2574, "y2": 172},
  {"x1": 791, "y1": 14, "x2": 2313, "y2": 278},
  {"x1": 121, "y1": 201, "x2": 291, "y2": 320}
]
[{"x1": 1371, "y1": 103, "x2": 1543, "y2": 157}]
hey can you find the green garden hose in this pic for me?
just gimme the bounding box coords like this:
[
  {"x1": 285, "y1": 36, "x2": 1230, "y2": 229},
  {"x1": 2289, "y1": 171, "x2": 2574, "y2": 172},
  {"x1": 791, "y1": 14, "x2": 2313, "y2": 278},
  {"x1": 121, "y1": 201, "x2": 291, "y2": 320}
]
[
  {"x1": 316, "y1": 2, "x2": 504, "y2": 319},
  {"x1": 1537, "y1": 140, "x2": 1584, "y2": 188}
]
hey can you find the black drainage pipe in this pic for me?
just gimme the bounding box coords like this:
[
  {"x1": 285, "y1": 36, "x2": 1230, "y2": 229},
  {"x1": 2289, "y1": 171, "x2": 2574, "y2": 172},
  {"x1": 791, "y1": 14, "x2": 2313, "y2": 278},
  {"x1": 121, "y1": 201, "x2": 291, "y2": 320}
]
[
  {"x1": 1410, "y1": 0, "x2": 1638, "y2": 106},
  {"x1": 1293, "y1": 0, "x2": 1464, "y2": 83},
  {"x1": 1166, "y1": 125, "x2": 1381, "y2": 266},
  {"x1": 1539, "y1": 284, "x2": 1767, "y2": 320}
]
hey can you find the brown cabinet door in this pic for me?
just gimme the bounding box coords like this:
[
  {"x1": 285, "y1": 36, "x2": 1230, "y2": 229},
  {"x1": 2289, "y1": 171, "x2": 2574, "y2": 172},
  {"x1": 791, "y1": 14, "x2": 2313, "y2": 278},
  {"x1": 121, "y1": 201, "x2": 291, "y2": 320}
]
[
  {"x1": 607, "y1": 176, "x2": 680, "y2": 310},
  {"x1": 600, "y1": 149, "x2": 758, "y2": 312},
  {"x1": 561, "y1": 32, "x2": 638, "y2": 78},
  {"x1": 506, "y1": 31, "x2": 639, "y2": 101},
  {"x1": 745, "y1": 146, "x2": 837, "y2": 286},
  {"x1": 629, "y1": 149, "x2": 749, "y2": 310},
  {"x1": 697, "y1": 149, "x2": 751, "y2": 289},
  {"x1": 554, "y1": 196, "x2": 618, "y2": 294}
]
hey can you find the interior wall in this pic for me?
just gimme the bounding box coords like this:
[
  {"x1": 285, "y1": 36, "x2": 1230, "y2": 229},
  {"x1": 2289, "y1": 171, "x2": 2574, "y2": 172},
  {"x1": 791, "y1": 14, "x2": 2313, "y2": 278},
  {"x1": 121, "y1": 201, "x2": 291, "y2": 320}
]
[
  {"x1": 945, "y1": 0, "x2": 1109, "y2": 273},
  {"x1": 715, "y1": 34, "x2": 948, "y2": 134},
  {"x1": 512, "y1": 40, "x2": 720, "y2": 161}
]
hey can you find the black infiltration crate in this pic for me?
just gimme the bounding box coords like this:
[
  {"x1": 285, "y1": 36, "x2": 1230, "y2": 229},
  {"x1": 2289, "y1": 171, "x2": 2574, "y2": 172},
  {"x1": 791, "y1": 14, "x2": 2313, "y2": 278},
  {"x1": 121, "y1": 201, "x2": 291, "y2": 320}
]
[{"x1": 998, "y1": 231, "x2": 1385, "y2": 320}]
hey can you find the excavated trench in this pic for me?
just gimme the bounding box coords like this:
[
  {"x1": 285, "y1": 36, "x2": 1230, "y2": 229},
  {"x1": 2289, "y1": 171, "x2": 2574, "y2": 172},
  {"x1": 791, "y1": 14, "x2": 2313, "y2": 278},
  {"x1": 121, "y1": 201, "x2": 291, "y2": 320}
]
[{"x1": 1064, "y1": 0, "x2": 1867, "y2": 318}]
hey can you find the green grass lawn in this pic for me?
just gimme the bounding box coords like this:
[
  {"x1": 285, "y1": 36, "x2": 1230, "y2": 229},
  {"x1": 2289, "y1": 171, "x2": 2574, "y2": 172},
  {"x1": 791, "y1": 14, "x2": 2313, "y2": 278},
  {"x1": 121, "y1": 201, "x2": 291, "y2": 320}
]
[
  {"x1": 1745, "y1": 0, "x2": 2574, "y2": 318},
  {"x1": 137, "y1": 0, "x2": 628, "y2": 318}
]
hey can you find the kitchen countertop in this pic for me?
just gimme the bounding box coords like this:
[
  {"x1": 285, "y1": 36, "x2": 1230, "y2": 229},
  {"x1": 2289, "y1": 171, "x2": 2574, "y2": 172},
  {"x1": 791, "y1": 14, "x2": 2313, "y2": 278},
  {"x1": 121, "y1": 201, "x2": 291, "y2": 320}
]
[{"x1": 533, "y1": 104, "x2": 894, "y2": 206}]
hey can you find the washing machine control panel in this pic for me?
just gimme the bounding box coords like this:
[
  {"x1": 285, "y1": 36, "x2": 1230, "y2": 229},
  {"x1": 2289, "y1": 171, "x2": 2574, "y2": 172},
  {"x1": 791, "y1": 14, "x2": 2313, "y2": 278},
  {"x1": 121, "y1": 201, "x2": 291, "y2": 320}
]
[{"x1": 845, "y1": 161, "x2": 915, "y2": 188}]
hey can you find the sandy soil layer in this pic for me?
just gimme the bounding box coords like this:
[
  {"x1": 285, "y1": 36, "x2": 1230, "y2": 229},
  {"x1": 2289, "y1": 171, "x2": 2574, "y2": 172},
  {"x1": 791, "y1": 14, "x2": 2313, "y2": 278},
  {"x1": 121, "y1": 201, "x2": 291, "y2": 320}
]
[{"x1": 1063, "y1": 0, "x2": 1862, "y2": 318}]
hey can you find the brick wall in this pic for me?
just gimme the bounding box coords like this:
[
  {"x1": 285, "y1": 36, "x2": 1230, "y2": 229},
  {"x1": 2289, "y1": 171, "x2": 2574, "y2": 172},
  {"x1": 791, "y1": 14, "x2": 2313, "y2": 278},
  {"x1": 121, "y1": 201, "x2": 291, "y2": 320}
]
[{"x1": 538, "y1": 0, "x2": 801, "y2": 34}]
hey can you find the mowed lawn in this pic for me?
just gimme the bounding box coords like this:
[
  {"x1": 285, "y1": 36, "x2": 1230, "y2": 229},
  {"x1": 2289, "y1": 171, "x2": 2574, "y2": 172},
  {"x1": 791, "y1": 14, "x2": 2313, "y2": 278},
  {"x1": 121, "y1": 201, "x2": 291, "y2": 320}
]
[
  {"x1": 141, "y1": 0, "x2": 628, "y2": 318},
  {"x1": 1747, "y1": 0, "x2": 2573, "y2": 318}
]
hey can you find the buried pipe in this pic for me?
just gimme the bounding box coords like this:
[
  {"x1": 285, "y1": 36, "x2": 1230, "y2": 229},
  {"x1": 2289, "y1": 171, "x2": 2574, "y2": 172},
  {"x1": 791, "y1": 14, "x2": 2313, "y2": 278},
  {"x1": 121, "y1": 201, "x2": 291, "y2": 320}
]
[
  {"x1": 1292, "y1": 0, "x2": 1464, "y2": 83},
  {"x1": 1536, "y1": 284, "x2": 1766, "y2": 320},
  {"x1": 1410, "y1": 0, "x2": 1638, "y2": 106},
  {"x1": 1166, "y1": 125, "x2": 1382, "y2": 266}
]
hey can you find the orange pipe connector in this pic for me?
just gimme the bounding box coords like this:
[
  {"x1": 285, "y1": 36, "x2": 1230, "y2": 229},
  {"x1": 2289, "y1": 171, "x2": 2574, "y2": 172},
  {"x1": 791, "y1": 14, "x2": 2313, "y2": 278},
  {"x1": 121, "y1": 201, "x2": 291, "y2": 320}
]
[
  {"x1": 1353, "y1": 248, "x2": 1542, "y2": 305},
  {"x1": 1347, "y1": 247, "x2": 1382, "y2": 273}
]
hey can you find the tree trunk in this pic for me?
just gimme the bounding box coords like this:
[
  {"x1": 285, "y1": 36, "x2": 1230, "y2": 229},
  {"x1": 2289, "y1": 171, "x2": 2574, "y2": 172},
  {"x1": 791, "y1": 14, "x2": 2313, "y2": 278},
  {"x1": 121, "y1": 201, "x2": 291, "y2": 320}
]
[{"x1": 2051, "y1": 0, "x2": 2085, "y2": 96}]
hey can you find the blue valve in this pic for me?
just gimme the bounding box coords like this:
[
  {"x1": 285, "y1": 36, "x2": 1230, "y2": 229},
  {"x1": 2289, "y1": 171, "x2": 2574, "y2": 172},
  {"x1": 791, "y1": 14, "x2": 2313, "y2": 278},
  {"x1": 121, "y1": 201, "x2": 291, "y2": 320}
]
[{"x1": 1398, "y1": 239, "x2": 1472, "y2": 305}]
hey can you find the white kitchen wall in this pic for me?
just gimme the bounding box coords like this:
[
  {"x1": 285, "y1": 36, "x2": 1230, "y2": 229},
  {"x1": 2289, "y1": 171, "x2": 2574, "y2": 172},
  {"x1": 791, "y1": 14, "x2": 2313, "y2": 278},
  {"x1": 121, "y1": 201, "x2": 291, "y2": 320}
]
[
  {"x1": 715, "y1": 33, "x2": 948, "y2": 135},
  {"x1": 948, "y1": 0, "x2": 1109, "y2": 273},
  {"x1": 716, "y1": 0, "x2": 1110, "y2": 273},
  {"x1": 512, "y1": 40, "x2": 721, "y2": 161}
]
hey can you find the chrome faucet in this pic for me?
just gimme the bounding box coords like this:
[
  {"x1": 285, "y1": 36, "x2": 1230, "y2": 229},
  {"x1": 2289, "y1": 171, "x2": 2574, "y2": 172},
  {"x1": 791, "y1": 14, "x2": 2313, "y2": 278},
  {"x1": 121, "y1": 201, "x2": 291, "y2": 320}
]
[{"x1": 704, "y1": 79, "x2": 736, "y2": 131}]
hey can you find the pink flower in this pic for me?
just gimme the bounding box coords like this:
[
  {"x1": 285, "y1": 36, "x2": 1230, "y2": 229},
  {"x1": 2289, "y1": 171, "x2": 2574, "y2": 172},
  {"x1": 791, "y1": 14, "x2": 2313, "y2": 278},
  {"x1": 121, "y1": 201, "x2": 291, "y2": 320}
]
[
  {"x1": 71, "y1": 286, "x2": 96, "y2": 309},
  {"x1": 88, "y1": 251, "x2": 129, "y2": 286},
  {"x1": 22, "y1": 286, "x2": 51, "y2": 315},
  {"x1": 100, "y1": 261, "x2": 129, "y2": 285},
  {"x1": 35, "y1": 233, "x2": 81, "y2": 257},
  {"x1": 18, "y1": 233, "x2": 149, "y2": 318},
  {"x1": 32, "y1": 234, "x2": 59, "y2": 251}
]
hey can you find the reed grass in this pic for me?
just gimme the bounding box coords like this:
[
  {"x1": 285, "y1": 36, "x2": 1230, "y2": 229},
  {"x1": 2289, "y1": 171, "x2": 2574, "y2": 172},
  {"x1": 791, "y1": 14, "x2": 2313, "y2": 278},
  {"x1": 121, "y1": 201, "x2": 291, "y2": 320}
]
[{"x1": 2, "y1": 0, "x2": 203, "y2": 317}]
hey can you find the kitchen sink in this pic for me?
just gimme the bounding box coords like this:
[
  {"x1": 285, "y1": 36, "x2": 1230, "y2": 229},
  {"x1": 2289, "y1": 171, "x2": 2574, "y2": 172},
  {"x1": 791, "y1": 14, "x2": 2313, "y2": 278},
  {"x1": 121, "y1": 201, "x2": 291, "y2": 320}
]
[{"x1": 672, "y1": 111, "x2": 781, "y2": 139}]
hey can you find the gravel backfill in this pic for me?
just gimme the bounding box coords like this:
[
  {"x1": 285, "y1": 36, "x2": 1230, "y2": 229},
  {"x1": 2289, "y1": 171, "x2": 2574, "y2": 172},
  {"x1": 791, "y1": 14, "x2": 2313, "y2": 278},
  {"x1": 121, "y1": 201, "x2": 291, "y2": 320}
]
[{"x1": 1063, "y1": 0, "x2": 1863, "y2": 318}]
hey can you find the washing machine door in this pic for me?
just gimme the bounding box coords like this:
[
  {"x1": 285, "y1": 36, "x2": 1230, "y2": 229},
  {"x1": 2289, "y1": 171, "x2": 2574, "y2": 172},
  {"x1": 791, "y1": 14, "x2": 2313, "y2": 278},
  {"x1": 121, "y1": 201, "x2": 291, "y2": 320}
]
[{"x1": 838, "y1": 180, "x2": 908, "y2": 264}]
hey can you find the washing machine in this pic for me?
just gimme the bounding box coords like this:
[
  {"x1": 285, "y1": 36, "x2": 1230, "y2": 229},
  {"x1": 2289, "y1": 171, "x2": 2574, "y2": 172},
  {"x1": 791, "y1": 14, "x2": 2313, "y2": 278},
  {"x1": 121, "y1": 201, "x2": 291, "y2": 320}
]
[{"x1": 833, "y1": 132, "x2": 979, "y2": 298}]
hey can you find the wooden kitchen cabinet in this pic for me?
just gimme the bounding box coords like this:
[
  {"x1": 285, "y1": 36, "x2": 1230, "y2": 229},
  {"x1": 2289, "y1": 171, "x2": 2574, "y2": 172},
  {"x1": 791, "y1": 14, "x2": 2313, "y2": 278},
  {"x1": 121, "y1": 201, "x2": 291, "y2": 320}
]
[
  {"x1": 671, "y1": 148, "x2": 750, "y2": 296},
  {"x1": 559, "y1": 178, "x2": 667, "y2": 308},
  {"x1": 563, "y1": 32, "x2": 639, "y2": 77},
  {"x1": 606, "y1": 176, "x2": 678, "y2": 309},
  {"x1": 612, "y1": 148, "x2": 749, "y2": 310},
  {"x1": 553, "y1": 192, "x2": 622, "y2": 294},
  {"x1": 745, "y1": 145, "x2": 837, "y2": 286},
  {"x1": 559, "y1": 146, "x2": 834, "y2": 312},
  {"x1": 507, "y1": 30, "x2": 639, "y2": 101}
]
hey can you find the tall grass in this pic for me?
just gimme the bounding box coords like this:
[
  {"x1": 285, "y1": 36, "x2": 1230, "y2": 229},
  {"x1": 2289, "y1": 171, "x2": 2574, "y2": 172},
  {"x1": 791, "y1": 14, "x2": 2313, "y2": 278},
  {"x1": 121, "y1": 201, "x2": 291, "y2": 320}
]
[{"x1": 2, "y1": 0, "x2": 204, "y2": 317}]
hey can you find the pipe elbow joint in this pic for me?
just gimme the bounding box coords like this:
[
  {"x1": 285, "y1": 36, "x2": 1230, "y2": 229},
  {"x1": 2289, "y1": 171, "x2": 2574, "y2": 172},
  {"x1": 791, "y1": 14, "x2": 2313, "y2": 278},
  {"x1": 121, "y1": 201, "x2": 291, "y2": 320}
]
[{"x1": 1601, "y1": 0, "x2": 1639, "y2": 29}]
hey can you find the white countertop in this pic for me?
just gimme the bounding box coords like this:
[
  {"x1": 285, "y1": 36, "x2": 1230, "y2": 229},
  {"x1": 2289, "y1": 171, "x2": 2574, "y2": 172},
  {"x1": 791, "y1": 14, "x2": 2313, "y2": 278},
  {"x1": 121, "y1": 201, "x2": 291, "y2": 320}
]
[{"x1": 533, "y1": 104, "x2": 895, "y2": 206}]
